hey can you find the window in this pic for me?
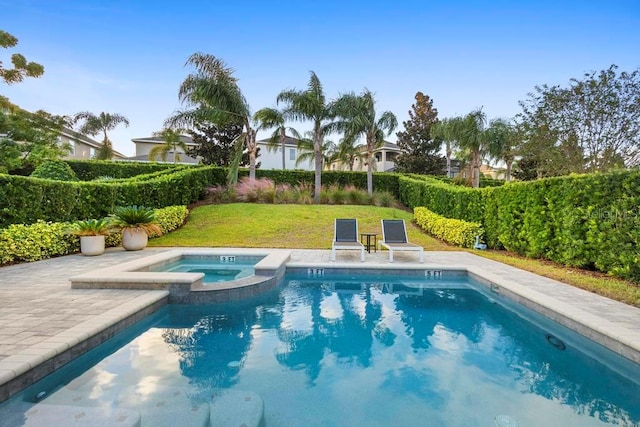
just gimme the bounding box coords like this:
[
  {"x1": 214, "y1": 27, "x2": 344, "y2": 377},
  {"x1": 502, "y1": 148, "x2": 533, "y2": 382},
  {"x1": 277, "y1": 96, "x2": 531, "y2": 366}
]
[
  {"x1": 289, "y1": 148, "x2": 296, "y2": 161},
  {"x1": 90, "y1": 147, "x2": 96, "y2": 158}
]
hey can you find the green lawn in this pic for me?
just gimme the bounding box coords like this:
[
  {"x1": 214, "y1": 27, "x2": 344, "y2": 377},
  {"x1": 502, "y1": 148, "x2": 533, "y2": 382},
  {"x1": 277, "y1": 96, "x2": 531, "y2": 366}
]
[{"x1": 150, "y1": 203, "x2": 640, "y2": 307}]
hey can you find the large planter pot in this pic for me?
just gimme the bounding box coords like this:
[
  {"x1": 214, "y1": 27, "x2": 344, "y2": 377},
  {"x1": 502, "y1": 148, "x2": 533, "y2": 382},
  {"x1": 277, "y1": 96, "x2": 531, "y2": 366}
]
[
  {"x1": 80, "y1": 235, "x2": 105, "y2": 256},
  {"x1": 121, "y1": 228, "x2": 148, "y2": 251}
]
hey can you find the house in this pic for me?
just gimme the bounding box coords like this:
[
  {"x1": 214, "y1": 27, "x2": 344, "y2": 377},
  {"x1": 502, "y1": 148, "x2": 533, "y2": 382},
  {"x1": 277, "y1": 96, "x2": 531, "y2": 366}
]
[
  {"x1": 130, "y1": 134, "x2": 199, "y2": 163},
  {"x1": 256, "y1": 136, "x2": 313, "y2": 171},
  {"x1": 332, "y1": 141, "x2": 404, "y2": 172},
  {"x1": 59, "y1": 127, "x2": 126, "y2": 160}
]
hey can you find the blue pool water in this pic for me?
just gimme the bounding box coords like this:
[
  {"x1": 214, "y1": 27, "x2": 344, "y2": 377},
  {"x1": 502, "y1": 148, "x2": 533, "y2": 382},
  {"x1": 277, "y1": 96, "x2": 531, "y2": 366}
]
[
  {"x1": 149, "y1": 255, "x2": 262, "y2": 283},
  {"x1": 1, "y1": 274, "x2": 639, "y2": 426}
]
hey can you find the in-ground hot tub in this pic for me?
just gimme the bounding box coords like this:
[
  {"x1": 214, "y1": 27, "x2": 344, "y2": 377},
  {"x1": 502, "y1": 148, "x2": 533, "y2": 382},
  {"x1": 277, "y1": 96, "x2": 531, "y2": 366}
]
[{"x1": 70, "y1": 248, "x2": 291, "y2": 304}]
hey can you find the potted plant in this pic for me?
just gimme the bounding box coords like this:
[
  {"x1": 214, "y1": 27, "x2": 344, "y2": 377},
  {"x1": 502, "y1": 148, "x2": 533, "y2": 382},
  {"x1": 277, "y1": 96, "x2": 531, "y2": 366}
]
[
  {"x1": 110, "y1": 206, "x2": 162, "y2": 251},
  {"x1": 66, "y1": 218, "x2": 113, "y2": 256}
]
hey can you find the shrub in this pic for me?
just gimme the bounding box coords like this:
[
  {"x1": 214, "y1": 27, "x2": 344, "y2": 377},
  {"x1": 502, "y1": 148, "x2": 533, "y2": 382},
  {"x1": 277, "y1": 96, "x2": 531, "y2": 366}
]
[
  {"x1": 30, "y1": 160, "x2": 78, "y2": 181},
  {"x1": 414, "y1": 207, "x2": 483, "y2": 248},
  {"x1": 0, "y1": 221, "x2": 76, "y2": 264}
]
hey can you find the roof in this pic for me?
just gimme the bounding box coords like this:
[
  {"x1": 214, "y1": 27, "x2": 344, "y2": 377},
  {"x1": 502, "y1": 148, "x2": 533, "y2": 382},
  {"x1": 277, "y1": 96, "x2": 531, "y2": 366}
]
[
  {"x1": 257, "y1": 135, "x2": 301, "y2": 147},
  {"x1": 131, "y1": 135, "x2": 196, "y2": 146}
]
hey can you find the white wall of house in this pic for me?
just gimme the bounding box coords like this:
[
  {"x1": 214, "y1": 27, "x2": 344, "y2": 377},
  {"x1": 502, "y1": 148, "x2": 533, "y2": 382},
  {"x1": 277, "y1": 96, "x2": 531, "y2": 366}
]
[{"x1": 257, "y1": 142, "x2": 314, "y2": 171}]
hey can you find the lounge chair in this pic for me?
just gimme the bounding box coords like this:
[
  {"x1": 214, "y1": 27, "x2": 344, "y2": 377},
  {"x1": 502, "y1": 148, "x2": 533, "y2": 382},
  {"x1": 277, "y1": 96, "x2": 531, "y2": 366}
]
[
  {"x1": 331, "y1": 219, "x2": 365, "y2": 262},
  {"x1": 380, "y1": 219, "x2": 424, "y2": 263}
]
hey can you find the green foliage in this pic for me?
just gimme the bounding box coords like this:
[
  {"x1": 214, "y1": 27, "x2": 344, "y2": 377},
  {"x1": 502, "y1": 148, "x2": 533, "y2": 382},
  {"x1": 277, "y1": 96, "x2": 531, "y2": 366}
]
[
  {"x1": 67, "y1": 160, "x2": 182, "y2": 180},
  {"x1": 110, "y1": 205, "x2": 162, "y2": 236},
  {"x1": 0, "y1": 205, "x2": 188, "y2": 265},
  {"x1": 66, "y1": 218, "x2": 113, "y2": 236},
  {"x1": 414, "y1": 207, "x2": 483, "y2": 248},
  {"x1": 0, "y1": 221, "x2": 76, "y2": 264},
  {"x1": 0, "y1": 29, "x2": 44, "y2": 84},
  {"x1": 394, "y1": 92, "x2": 445, "y2": 175},
  {"x1": 30, "y1": 160, "x2": 78, "y2": 181}
]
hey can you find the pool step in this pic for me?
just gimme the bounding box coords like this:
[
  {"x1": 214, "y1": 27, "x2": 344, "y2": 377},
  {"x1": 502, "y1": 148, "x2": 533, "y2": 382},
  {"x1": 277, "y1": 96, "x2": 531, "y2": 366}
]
[{"x1": 33, "y1": 385, "x2": 264, "y2": 427}]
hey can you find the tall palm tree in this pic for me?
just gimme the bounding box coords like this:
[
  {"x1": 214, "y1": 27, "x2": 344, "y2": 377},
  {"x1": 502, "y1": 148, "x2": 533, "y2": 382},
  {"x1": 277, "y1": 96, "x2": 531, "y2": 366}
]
[
  {"x1": 148, "y1": 128, "x2": 189, "y2": 163},
  {"x1": 332, "y1": 89, "x2": 397, "y2": 195},
  {"x1": 449, "y1": 109, "x2": 488, "y2": 188},
  {"x1": 486, "y1": 118, "x2": 520, "y2": 182},
  {"x1": 296, "y1": 136, "x2": 336, "y2": 170},
  {"x1": 166, "y1": 53, "x2": 257, "y2": 182},
  {"x1": 430, "y1": 118, "x2": 457, "y2": 178},
  {"x1": 253, "y1": 107, "x2": 300, "y2": 170},
  {"x1": 277, "y1": 71, "x2": 336, "y2": 203},
  {"x1": 73, "y1": 111, "x2": 129, "y2": 160}
]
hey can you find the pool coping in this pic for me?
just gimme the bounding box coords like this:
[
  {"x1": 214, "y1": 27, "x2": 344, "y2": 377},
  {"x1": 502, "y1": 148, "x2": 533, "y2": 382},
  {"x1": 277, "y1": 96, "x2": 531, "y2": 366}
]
[{"x1": 0, "y1": 249, "x2": 638, "y2": 404}]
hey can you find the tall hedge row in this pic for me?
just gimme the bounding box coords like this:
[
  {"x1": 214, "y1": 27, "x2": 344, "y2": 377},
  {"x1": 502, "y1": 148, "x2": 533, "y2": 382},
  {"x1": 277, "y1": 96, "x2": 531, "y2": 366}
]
[
  {"x1": 0, "y1": 166, "x2": 226, "y2": 227},
  {"x1": 67, "y1": 160, "x2": 184, "y2": 181},
  {"x1": 400, "y1": 170, "x2": 640, "y2": 282}
]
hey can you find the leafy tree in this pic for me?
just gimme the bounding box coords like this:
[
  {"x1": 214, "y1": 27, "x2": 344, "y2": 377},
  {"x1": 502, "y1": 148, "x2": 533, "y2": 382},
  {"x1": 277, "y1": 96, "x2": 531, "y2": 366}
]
[
  {"x1": 395, "y1": 92, "x2": 445, "y2": 175},
  {"x1": 0, "y1": 97, "x2": 71, "y2": 172},
  {"x1": 148, "y1": 128, "x2": 189, "y2": 163},
  {"x1": 518, "y1": 65, "x2": 640, "y2": 174},
  {"x1": 253, "y1": 107, "x2": 300, "y2": 170},
  {"x1": 168, "y1": 53, "x2": 257, "y2": 183},
  {"x1": 277, "y1": 71, "x2": 337, "y2": 202},
  {"x1": 332, "y1": 89, "x2": 397, "y2": 194},
  {"x1": 73, "y1": 111, "x2": 129, "y2": 160},
  {"x1": 188, "y1": 121, "x2": 255, "y2": 167},
  {"x1": 0, "y1": 30, "x2": 44, "y2": 84}
]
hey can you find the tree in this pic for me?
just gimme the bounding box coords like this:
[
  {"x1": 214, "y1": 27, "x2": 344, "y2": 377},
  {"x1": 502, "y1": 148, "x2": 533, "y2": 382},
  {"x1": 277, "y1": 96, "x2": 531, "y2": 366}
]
[
  {"x1": 518, "y1": 65, "x2": 640, "y2": 174},
  {"x1": 253, "y1": 107, "x2": 300, "y2": 170},
  {"x1": 430, "y1": 118, "x2": 456, "y2": 178},
  {"x1": 395, "y1": 92, "x2": 445, "y2": 175},
  {"x1": 0, "y1": 30, "x2": 44, "y2": 84},
  {"x1": 485, "y1": 118, "x2": 521, "y2": 182},
  {"x1": 0, "y1": 97, "x2": 71, "y2": 172},
  {"x1": 332, "y1": 89, "x2": 397, "y2": 194},
  {"x1": 73, "y1": 111, "x2": 129, "y2": 160},
  {"x1": 448, "y1": 109, "x2": 488, "y2": 188},
  {"x1": 329, "y1": 138, "x2": 365, "y2": 171},
  {"x1": 296, "y1": 136, "x2": 336, "y2": 170},
  {"x1": 167, "y1": 53, "x2": 257, "y2": 183},
  {"x1": 277, "y1": 71, "x2": 336, "y2": 203},
  {"x1": 148, "y1": 128, "x2": 189, "y2": 163},
  {"x1": 188, "y1": 121, "x2": 243, "y2": 166}
]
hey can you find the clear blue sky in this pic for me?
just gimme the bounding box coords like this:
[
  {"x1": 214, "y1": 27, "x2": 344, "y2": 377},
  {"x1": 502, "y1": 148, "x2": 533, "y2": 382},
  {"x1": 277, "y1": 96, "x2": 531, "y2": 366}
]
[{"x1": 2, "y1": 0, "x2": 639, "y2": 156}]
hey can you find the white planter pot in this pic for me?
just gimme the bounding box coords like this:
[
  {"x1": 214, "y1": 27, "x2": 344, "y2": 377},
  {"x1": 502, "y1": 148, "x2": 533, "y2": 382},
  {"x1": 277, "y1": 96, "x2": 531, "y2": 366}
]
[
  {"x1": 121, "y1": 228, "x2": 148, "y2": 251},
  {"x1": 80, "y1": 235, "x2": 105, "y2": 256}
]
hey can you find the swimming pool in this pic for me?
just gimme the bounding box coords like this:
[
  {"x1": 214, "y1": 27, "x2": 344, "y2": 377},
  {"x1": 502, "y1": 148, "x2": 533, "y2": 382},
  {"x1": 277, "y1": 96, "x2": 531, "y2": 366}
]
[
  {"x1": 148, "y1": 255, "x2": 263, "y2": 283},
  {"x1": 1, "y1": 273, "x2": 638, "y2": 426}
]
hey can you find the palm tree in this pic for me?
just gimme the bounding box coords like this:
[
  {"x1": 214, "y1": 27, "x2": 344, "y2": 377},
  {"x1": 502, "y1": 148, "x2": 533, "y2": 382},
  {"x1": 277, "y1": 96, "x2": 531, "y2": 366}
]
[
  {"x1": 486, "y1": 118, "x2": 520, "y2": 182},
  {"x1": 296, "y1": 136, "x2": 336, "y2": 170},
  {"x1": 166, "y1": 53, "x2": 257, "y2": 182},
  {"x1": 73, "y1": 111, "x2": 129, "y2": 160},
  {"x1": 277, "y1": 71, "x2": 336, "y2": 203},
  {"x1": 148, "y1": 128, "x2": 189, "y2": 163},
  {"x1": 448, "y1": 109, "x2": 488, "y2": 188},
  {"x1": 330, "y1": 138, "x2": 366, "y2": 171},
  {"x1": 332, "y1": 89, "x2": 397, "y2": 195},
  {"x1": 430, "y1": 118, "x2": 457, "y2": 178},
  {"x1": 253, "y1": 107, "x2": 300, "y2": 170}
]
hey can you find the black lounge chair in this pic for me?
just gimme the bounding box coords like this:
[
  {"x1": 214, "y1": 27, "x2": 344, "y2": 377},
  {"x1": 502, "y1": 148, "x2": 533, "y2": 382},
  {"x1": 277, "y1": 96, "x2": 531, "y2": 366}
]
[
  {"x1": 380, "y1": 219, "x2": 424, "y2": 263},
  {"x1": 331, "y1": 219, "x2": 365, "y2": 262}
]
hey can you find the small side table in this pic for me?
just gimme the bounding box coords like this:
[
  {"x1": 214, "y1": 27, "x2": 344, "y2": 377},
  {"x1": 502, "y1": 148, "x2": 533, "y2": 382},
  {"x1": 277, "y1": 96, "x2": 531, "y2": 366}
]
[{"x1": 360, "y1": 232, "x2": 378, "y2": 253}]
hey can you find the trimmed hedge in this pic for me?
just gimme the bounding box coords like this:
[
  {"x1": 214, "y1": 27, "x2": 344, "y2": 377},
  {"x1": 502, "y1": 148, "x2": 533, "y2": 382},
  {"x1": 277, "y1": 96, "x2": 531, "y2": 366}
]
[
  {"x1": 67, "y1": 160, "x2": 185, "y2": 181},
  {"x1": 398, "y1": 176, "x2": 487, "y2": 222},
  {"x1": 414, "y1": 207, "x2": 483, "y2": 248},
  {"x1": 0, "y1": 166, "x2": 226, "y2": 227},
  {"x1": 0, "y1": 205, "x2": 189, "y2": 265}
]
